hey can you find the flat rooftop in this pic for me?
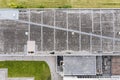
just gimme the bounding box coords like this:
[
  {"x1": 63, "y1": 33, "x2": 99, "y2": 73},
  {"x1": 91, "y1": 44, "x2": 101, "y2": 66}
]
[
  {"x1": 112, "y1": 56, "x2": 120, "y2": 75},
  {"x1": 0, "y1": 9, "x2": 120, "y2": 55},
  {"x1": 63, "y1": 56, "x2": 96, "y2": 75}
]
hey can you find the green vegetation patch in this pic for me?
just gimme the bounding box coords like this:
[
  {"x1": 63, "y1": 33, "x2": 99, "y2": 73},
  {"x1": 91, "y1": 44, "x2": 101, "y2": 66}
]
[
  {"x1": 101, "y1": 2, "x2": 120, "y2": 5},
  {"x1": 0, "y1": 61, "x2": 51, "y2": 80},
  {"x1": 58, "y1": 4, "x2": 72, "y2": 8},
  {"x1": 1, "y1": 0, "x2": 120, "y2": 8}
]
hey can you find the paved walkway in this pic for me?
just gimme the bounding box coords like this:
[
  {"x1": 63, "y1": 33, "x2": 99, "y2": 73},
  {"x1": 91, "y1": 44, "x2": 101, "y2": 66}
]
[
  {"x1": 0, "y1": 56, "x2": 63, "y2": 80},
  {"x1": 0, "y1": 69, "x2": 7, "y2": 80},
  {"x1": 8, "y1": 78, "x2": 34, "y2": 80}
]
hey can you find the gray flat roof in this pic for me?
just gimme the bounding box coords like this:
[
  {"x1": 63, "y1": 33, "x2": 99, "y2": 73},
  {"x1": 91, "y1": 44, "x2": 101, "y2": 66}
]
[{"x1": 63, "y1": 56, "x2": 96, "y2": 75}]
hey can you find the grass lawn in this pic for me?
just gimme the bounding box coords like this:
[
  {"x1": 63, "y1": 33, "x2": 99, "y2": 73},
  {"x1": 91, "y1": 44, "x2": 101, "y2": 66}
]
[
  {"x1": 0, "y1": 0, "x2": 120, "y2": 8},
  {"x1": 0, "y1": 61, "x2": 51, "y2": 80}
]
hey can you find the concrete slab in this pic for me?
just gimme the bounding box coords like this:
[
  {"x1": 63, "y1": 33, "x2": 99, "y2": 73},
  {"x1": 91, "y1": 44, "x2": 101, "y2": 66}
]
[
  {"x1": 63, "y1": 77, "x2": 120, "y2": 80},
  {"x1": 0, "y1": 69, "x2": 7, "y2": 80},
  {"x1": 8, "y1": 77, "x2": 34, "y2": 80}
]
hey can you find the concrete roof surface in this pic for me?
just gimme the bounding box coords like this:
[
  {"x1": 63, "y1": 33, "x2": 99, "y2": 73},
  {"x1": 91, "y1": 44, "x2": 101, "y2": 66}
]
[{"x1": 63, "y1": 56, "x2": 96, "y2": 75}]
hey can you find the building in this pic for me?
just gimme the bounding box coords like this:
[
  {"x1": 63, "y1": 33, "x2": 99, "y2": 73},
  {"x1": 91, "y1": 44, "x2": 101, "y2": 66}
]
[{"x1": 1, "y1": 9, "x2": 120, "y2": 80}]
